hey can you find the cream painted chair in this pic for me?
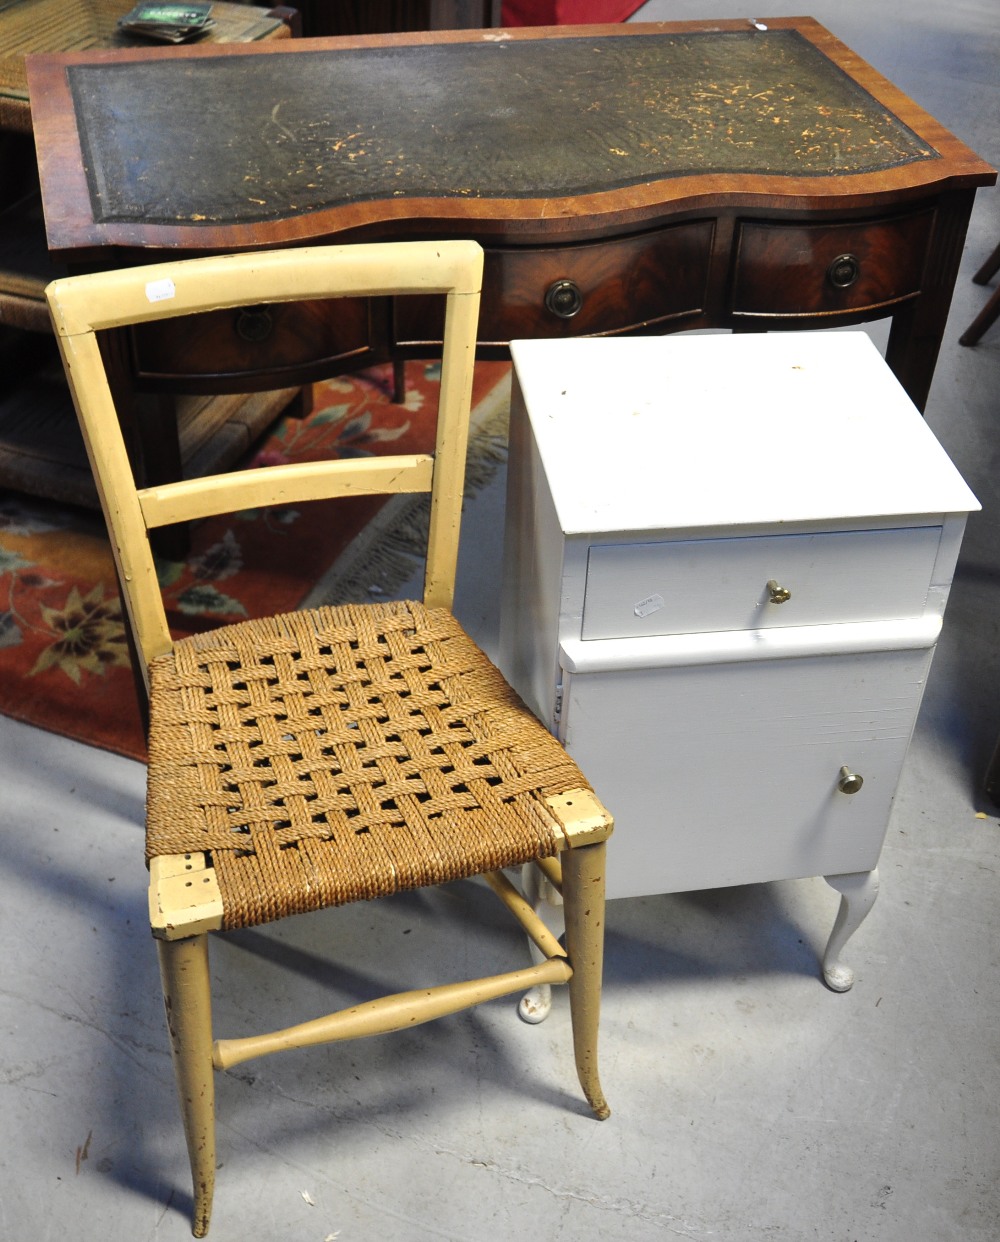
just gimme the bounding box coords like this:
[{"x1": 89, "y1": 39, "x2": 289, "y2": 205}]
[{"x1": 46, "y1": 240, "x2": 612, "y2": 1238}]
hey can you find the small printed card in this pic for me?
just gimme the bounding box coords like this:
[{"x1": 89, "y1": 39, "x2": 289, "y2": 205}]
[{"x1": 117, "y1": 3, "x2": 215, "y2": 43}]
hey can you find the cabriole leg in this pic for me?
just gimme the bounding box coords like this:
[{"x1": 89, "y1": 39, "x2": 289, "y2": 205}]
[
  {"x1": 157, "y1": 934, "x2": 217, "y2": 1237},
  {"x1": 822, "y1": 869, "x2": 880, "y2": 993},
  {"x1": 561, "y1": 840, "x2": 611, "y2": 1120}
]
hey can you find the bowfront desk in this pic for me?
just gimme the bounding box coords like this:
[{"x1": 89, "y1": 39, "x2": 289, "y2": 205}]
[{"x1": 27, "y1": 17, "x2": 995, "y2": 425}]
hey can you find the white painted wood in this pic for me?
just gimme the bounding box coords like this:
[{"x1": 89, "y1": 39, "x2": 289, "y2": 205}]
[
  {"x1": 559, "y1": 647, "x2": 930, "y2": 898},
  {"x1": 499, "y1": 376, "x2": 569, "y2": 727},
  {"x1": 822, "y1": 870, "x2": 881, "y2": 992},
  {"x1": 560, "y1": 615, "x2": 943, "y2": 674},
  {"x1": 499, "y1": 331, "x2": 978, "y2": 992},
  {"x1": 507, "y1": 333, "x2": 979, "y2": 536},
  {"x1": 581, "y1": 525, "x2": 943, "y2": 640}
]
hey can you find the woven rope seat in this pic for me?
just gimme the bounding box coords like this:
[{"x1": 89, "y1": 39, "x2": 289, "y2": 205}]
[{"x1": 146, "y1": 599, "x2": 586, "y2": 930}]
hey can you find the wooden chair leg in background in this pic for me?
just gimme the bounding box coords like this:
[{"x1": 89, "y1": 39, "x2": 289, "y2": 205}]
[
  {"x1": 959, "y1": 240, "x2": 1000, "y2": 346},
  {"x1": 984, "y1": 735, "x2": 1000, "y2": 805}
]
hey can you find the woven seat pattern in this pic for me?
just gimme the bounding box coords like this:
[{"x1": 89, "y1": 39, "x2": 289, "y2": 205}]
[{"x1": 147, "y1": 600, "x2": 585, "y2": 929}]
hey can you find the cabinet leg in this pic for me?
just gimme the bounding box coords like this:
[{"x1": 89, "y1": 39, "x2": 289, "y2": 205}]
[
  {"x1": 821, "y1": 868, "x2": 880, "y2": 992},
  {"x1": 517, "y1": 862, "x2": 565, "y2": 1024}
]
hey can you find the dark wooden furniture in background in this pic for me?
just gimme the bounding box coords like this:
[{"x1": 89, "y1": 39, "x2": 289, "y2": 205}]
[
  {"x1": 298, "y1": 0, "x2": 500, "y2": 36},
  {"x1": 0, "y1": 0, "x2": 296, "y2": 508},
  {"x1": 971, "y1": 239, "x2": 1000, "y2": 798},
  {"x1": 958, "y1": 240, "x2": 1000, "y2": 347},
  {"x1": 27, "y1": 17, "x2": 996, "y2": 462}
]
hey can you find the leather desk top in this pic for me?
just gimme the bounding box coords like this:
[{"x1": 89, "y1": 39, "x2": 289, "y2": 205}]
[{"x1": 26, "y1": 18, "x2": 996, "y2": 260}]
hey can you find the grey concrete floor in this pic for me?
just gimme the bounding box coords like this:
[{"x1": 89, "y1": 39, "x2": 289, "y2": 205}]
[{"x1": 2, "y1": 3, "x2": 998, "y2": 1239}]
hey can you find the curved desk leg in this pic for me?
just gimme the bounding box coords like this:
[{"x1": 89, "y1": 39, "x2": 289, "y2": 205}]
[
  {"x1": 822, "y1": 869, "x2": 880, "y2": 992},
  {"x1": 518, "y1": 863, "x2": 566, "y2": 1024}
]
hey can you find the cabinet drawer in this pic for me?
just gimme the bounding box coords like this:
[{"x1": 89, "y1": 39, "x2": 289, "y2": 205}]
[
  {"x1": 731, "y1": 211, "x2": 934, "y2": 318},
  {"x1": 581, "y1": 526, "x2": 942, "y2": 640},
  {"x1": 394, "y1": 220, "x2": 714, "y2": 347},
  {"x1": 130, "y1": 296, "x2": 376, "y2": 391}
]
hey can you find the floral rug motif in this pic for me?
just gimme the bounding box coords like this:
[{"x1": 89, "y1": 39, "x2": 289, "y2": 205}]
[{"x1": 0, "y1": 360, "x2": 511, "y2": 762}]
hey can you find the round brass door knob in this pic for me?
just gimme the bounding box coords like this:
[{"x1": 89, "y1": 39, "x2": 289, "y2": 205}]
[{"x1": 838, "y1": 766, "x2": 864, "y2": 795}]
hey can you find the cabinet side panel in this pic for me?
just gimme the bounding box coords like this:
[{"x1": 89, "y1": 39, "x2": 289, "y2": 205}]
[{"x1": 499, "y1": 374, "x2": 566, "y2": 725}]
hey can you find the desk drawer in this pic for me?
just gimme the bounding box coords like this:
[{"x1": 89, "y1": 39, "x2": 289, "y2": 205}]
[
  {"x1": 581, "y1": 526, "x2": 942, "y2": 640},
  {"x1": 394, "y1": 220, "x2": 714, "y2": 347},
  {"x1": 731, "y1": 211, "x2": 934, "y2": 318},
  {"x1": 130, "y1": 297, "x2": 376, "y2": 392}
]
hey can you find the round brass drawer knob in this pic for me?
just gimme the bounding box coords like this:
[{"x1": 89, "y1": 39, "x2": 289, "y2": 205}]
[
  {"x1": 838, "y1": 766, "x2": 864, "y2": 795},
  {"x1": 235, "y1": 306, "x2": 274, "y2": 343},
  {"x1": 545, "y1": 279, "x2": 584, "y2": 320},
  {"x1": 827, "y1": 253, "x2": 861, "y2": 289},
  {"x1": 766, "y1": 579, "x2": 791, "y2": 604}
]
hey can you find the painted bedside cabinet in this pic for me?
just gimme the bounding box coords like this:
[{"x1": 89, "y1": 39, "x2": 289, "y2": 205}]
[{"x1": 498, "y1": 333, "x2": 977, "y2": 1011}]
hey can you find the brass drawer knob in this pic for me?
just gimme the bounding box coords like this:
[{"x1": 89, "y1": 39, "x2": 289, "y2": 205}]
[
  {"x1": 827, "y1": 253, "x2": 861, "y2": 289},
  {"x1": 766, "y1": 579, "x2": 791, "y2": 604},
  {"x1": 838, "y1": 766, "x2": 864, "y2": 795},
  {"x1": 545, "y1": 279, "x2": 584, "y2": 320},
  {"x1": 235, "y1": 305, "x2": 274, "y2": 343}
]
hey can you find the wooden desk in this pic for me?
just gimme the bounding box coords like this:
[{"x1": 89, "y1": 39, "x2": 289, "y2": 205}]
[{"x1": 27, "y1": 18, "x2": 995, "y2": 411}]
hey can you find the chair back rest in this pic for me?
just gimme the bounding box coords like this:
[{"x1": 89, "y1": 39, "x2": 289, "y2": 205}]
[{"x1": 46, "y1": 240, "x2": 484, "y2": 693}]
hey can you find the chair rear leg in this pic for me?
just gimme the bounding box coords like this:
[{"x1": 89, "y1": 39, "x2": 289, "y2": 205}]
[
  {"x1": 560, "y1": 840, "x2": 611, "y2": 1120},
  {"x1": 518, "y1": 862, "x2": 565, "y2": 1024},
  {"x1": 157, "y1": 934, "x2": 217, "y2": 1237}
]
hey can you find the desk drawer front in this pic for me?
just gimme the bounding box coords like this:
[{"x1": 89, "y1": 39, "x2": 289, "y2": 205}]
[
  {"x1": 394, "y1": 220, "x2": 714, "y2": 347},
  {"x1": 732, "y1": 211, "x2": 934, "y2": 317},
  {"x1": 581, "y1": 526, "x2": 941, "y2": 640},
  {"x1": 130, "y1": 297, "x2": 375, "y2": 391}
]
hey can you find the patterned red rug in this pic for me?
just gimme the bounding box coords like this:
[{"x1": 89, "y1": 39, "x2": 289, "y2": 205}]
[{"x1": 0, "y1": 360, "x2": 511, "y2": 762}]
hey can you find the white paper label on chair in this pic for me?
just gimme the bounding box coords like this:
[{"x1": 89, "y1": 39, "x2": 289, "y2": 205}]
[
  {"x1": 633, "y1": 593, "x2": 665, "y2": 619},
  {"x1": 145, "y1": 278, "x2": 176, "y2": 303}
]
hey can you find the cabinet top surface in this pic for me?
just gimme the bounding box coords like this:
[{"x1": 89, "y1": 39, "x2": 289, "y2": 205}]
[
  {"x1": 25, "y1": 16, "x2": 995, "y2": 255},
  {"x1": 509, "y1": 333, "x2": 979, "y2": 534}
]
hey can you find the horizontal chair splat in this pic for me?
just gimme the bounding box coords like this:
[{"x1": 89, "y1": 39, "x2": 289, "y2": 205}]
[{"x1": 138, "y1": 454, "x2": 435, "y2": 528}]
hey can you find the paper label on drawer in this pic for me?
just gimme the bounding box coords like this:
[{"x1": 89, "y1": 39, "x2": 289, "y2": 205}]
[
  {"x1": 633, "y1": 593, "x2": 665, "y2": 619},
  {"x1": 145, "y1": 278, "x2": 176, "y2": 303}
]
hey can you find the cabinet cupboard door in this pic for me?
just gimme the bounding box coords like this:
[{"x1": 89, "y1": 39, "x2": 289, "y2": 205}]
[{"x1": 560, "y1": 647, "x2": 932, "y2": 899}]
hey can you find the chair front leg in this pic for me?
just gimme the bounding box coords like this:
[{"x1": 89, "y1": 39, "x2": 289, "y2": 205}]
[
  {"x1": 157, "y1": 934, "x2": 217, "y2": 1237},
  {"x1": 560, "y1": 840, "x2": 611, "y2": 1121}
]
